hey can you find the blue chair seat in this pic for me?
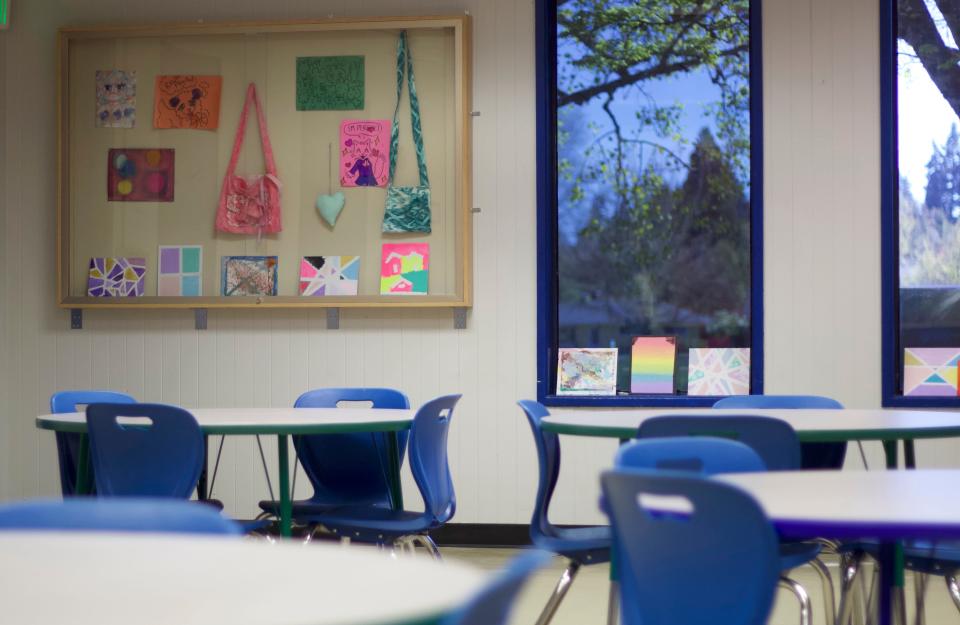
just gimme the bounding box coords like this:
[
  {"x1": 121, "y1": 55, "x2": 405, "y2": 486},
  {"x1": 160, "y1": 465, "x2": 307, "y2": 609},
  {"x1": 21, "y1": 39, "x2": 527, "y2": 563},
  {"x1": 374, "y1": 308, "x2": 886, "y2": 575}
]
[
  {"x1": 780, "y1": 541, "x2": 823, "y2": 570},
  {"x1": 533, "y1": 526, "x2": 611, "y2": 564}
]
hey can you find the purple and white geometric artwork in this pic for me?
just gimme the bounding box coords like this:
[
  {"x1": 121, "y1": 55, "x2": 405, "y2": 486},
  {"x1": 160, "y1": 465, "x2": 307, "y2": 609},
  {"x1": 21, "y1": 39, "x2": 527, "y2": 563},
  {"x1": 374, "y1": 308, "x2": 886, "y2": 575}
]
[{"x1": 86, "y1": 257, "x2": 146, "y2": 297}]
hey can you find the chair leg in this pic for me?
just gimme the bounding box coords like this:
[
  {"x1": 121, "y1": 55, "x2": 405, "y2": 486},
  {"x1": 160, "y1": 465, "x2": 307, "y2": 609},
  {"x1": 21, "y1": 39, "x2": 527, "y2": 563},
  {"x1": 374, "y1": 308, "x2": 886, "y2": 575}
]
[
  {"x1": 607, "y1": 580, "x2": 619, "y2": 625},
  {"x1": 837, "y1": 553, "x2": 864, "y2": 625},
  {"x1": 809, "y1": 556, "x2": 837, "y2": 625},
  {"x1": 413, "y1": 534, "x2": 443, "y2": 560},
  {"x1": 535, "y1": 561, "x2": 581, "y2": 625},
  {"x1": 912, "y1": 573, "x2": 927, "y2": 625},
  {"x1": 945, "y1": 576, "x2": 960, "y2": 615},
  {"x1": 780, "y1": 576, "x2": 814, "y2": 625}
]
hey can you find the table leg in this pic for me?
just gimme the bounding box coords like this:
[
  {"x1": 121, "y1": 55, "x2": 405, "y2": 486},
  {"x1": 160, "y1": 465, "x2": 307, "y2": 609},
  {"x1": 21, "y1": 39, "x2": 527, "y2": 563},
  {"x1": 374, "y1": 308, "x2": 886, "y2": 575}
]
[
  {"x1": 75, "y1": 434, "x2": 93, "y2": 495},
  {"x1": 883, "y1": 440, "x2": 898, "y2": 470},
  {"x1": 197, "y1": 435, "x2": 209, "y2": 500},
  {"x1": 277, "y1": 434, "x2": 292, "y2": 538},
  {"x1": 385, "y1": 431, "x2": 404, "y2": 511},
  {"x1": 904, "y1": 439, "x2": 916, "y2": 470}
]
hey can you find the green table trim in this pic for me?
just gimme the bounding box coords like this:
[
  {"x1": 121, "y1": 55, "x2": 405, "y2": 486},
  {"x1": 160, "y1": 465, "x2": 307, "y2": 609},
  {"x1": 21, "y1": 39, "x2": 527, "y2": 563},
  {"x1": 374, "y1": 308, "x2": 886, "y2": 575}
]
[
  {"x1": 36, "y1": 417, "x2": 412, "y2": 436},
  {"x1": 541, "y1": 420, "x2": 960, "y2": 443}
]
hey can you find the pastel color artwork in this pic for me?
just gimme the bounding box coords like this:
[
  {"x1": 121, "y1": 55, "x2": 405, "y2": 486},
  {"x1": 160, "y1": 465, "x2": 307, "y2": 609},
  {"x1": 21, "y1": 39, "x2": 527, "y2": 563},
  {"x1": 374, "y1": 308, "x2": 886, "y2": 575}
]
[
  {"x1": 687, "y1": 347, "x2": 751, "y2": 396},
  {"x1": 157, "y1": 245, "x2": 202, "y2": 297},
  {"x1": 630, "y1": 336, "x2": 676, "y2": 394},
  {"x1": 904, "y1": 347, "x2": 960, "y2": 396},
  {"x1": 299, "y1": 256, "x2": 360, "y2": 296}
]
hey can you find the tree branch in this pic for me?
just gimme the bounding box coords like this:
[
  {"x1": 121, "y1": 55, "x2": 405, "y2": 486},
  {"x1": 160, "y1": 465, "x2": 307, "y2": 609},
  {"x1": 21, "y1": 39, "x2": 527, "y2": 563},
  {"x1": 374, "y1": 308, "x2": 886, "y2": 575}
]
[{"x1": 899, "y1": 0, "x2": 960, "y2": 120}]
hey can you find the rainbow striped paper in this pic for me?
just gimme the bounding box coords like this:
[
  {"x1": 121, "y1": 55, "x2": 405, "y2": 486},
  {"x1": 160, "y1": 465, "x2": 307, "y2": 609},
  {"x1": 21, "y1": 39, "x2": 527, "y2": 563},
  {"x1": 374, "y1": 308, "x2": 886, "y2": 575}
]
[{"x1": 631, "y1": 336, "x2": 677, "y2": 394}]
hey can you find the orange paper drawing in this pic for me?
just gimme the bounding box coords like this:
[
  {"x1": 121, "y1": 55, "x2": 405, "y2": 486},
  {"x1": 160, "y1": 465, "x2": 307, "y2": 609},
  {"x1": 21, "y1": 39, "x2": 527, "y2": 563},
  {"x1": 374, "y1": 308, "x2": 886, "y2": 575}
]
[{"x1": 154, "y1": 75, "x2": 223, "y2": 130}]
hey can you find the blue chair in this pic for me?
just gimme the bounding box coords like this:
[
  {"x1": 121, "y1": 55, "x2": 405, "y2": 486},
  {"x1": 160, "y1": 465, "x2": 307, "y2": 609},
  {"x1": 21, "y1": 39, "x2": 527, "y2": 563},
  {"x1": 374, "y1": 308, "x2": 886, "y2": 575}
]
[
  {"x1": 636, "y1": 416, "x2": 833, "y2": 625},
  {"x1": 50, "y1": 390, "x2": 136, "y2": 495},
  {"x1": 306, "y1": 394, "x2": 460, "y2": 556},
  {"x1": 86, "y1": 402, "x2": 204, "y2": 498},
  {"x1": 257, "y1": 387, "x2": 410, "y2": 520},
  {"x1": 443, "y1": 550, "x2": 552, "y2": 625},
  {"x1": 518, "y1": 400, "x2": 611, "y2": 625},
  {"x1": 0, "y1": 498, "x2": 242, "y2": 535},
  {"x1": 601, "y1": 469, "x2": 779, "y2": 625},
  {"x1": 713, "y1": 395, "x2": 846, "y2": 469}
]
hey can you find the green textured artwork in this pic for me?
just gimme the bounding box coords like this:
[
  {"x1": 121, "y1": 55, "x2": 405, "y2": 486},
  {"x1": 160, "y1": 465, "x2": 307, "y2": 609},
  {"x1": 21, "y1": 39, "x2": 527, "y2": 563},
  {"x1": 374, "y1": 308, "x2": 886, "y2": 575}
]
[{"x1": 296, "y1": 56, "x2": 365, "y2": 110}]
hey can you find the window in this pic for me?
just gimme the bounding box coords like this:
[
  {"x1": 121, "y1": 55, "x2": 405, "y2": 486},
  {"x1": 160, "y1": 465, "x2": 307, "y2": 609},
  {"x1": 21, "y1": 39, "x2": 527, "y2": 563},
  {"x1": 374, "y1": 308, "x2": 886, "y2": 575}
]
[
  {"x1": 882, "y1": 0, "x2": 960, "y2": 405},
  {"x1": 535, "y1": 0, "x2": 763, "y2": 405}
]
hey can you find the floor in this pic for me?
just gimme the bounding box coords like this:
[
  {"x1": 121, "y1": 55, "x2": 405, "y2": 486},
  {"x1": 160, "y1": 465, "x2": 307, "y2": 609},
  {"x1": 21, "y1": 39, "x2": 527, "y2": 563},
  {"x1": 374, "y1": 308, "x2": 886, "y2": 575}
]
[{"x1": 442, "y1": 547, "x2": 960, "y2": 624}]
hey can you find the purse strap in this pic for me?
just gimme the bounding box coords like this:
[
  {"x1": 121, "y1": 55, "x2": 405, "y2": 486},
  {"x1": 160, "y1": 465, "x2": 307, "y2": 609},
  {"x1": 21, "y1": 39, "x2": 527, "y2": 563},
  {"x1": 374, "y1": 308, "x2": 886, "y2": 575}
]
[
  {"x1": 225, "y1": 83, "x2": 278, "y2": 179},
  {"x1": 388, "y1": 31, "x2": 429, "y2": 188}
]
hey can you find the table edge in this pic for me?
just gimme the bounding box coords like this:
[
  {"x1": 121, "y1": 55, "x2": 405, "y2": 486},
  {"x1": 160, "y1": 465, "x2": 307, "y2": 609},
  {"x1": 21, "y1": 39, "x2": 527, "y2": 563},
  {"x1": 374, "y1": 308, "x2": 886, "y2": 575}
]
[{"x1": 35, "y1": 417, "x2": 412, "y2": 435}]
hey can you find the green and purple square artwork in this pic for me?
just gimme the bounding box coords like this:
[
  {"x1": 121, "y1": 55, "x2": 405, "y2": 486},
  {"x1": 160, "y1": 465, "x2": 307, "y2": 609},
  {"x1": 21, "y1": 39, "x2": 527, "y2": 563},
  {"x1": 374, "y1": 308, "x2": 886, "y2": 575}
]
[{"x1": 158, "y1": 245, "x2": 202, "y2": 296}]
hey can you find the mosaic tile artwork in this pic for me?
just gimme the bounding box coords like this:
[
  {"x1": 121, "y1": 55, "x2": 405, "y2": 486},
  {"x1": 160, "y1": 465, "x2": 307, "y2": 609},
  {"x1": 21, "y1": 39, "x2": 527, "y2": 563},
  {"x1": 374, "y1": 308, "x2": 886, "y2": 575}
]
[
  {"x1": 300, "y1": 256, "x2": 360, "y2": 296},
  {"x1": 221, "y1": 256, "x2": 278, "y2": 296},
  {"x1": 556, "y1": 348, "x2": 618, "y2": 396},
  {"x1": 630, "y1": 336, "x2": 677, "y2": 394},
  {"x1": 158, "y1": 245, "x2": 202, "y2": 296},
  {"x1": 87, "y1": 257, "x2": 146, "y2": 297},
  {"x1": 380, "y1": 243, "x2": 429, "y2": 295},
  {"x1": 107, "y1": 148, "x2": 174, "y2": 202},
  {"x1": 687, "y1": 347, "x2": 751, "y2": 396},
  {"x1": 904, "y1": 347, "x2": 960, "y2": 396}
]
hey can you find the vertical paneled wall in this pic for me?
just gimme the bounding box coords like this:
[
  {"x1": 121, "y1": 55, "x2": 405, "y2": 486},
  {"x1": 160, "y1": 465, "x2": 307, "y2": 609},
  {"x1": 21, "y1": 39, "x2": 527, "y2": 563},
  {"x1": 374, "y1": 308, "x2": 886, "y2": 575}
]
[{"x1": 1, "y1": 0, "x2": 955, "y2": 524}]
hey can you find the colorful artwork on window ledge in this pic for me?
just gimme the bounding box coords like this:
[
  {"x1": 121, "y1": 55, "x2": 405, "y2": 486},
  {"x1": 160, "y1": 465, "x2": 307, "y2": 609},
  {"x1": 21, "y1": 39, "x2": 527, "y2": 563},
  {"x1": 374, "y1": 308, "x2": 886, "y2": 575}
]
[
  {"x1": 380, "y1": 243, "x2": 428, "y2": 295},
  {"x1": 221, "y1": 256, "x2": 278, "y2": 297},
  {"x1": 903, "y1": 347, "x2": 960, "y2": 396},
  {"x1": 87, "y1": 257, "x2": 146, "y2": 297},
  {"x1": 158, "y1": 245, "x2": 202, "y2": 296},
  {"x1": 630, "y1": 336, "x2": 676, "y2": 394},
  {"x1": 300, "y1": 256, "x2": 360, "y2": 296},
  {"x1": 687, "y1": 347, "x2": 750, "y2": 396},
  {"x1": 556, "y1": 348, "x2": 618, "y2": 396}
]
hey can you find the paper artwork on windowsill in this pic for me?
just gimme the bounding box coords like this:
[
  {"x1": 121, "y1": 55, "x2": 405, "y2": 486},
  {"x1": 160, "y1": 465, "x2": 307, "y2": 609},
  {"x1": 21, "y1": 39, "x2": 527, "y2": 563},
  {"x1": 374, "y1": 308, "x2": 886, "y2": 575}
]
[
  {"x1": 630, "y1": 336, "x2": 676, "y2": 394},
  {"x1": 687, "y1": 347, "x2": 750, "y2": 396},
  {"x1": 556, "y1": 348, "x2": 619, "y2": 396},
  {"x1": 904, "y1": 347, "x2": 960, "y2": 396}
]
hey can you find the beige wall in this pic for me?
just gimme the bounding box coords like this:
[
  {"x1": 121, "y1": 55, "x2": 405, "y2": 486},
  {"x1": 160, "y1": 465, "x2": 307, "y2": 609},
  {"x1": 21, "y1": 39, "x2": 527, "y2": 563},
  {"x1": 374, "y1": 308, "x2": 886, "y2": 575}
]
[{"x1": 1, "y1": 0, "x2": 954, "y2": 524}]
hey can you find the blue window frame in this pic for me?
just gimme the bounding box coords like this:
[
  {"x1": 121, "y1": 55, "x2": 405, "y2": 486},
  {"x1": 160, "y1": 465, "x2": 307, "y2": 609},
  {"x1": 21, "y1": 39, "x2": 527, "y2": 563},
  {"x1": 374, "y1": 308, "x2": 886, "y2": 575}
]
[
  {"x1": 535, "y1": 0, "x2": 764, "y2": 406},
  {"x1": 881, "y1": 0, "x2": 960, "y2": 406}
]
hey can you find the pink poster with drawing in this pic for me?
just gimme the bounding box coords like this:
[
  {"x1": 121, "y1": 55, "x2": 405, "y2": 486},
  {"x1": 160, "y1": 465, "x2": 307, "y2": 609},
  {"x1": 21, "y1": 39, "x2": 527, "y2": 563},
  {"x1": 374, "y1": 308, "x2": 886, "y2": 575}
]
[{"x1": 339, "y1": 119, "x2": 390, "y2": 187}]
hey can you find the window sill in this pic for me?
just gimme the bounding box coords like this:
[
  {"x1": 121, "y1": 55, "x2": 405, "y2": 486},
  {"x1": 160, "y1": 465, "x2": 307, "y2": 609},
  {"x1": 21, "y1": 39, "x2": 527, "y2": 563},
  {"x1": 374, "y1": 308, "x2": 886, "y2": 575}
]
[
  {"x1": 540, "y1": 394, "x2": 724, "y2": 408},
  {"x1": 882, "y1": 395, "x2": 960, "y2": 409}
]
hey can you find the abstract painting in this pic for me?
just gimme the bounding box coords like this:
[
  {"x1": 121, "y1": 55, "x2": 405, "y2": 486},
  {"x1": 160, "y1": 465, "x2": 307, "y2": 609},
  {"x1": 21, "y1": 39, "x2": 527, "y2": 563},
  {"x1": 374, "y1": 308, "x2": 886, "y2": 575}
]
[
  {"x1": 87, "y1": 257, "x2": 146, "y2": 297},
  {"x1": 107, "y1": 148, "x2": 174, "y2": 202},
  {"x1": 221, "y1": 256, "x2": 278, "y2": 296},
  {"x1": 556, "y1": 348, "x2": 618, "y2": 396},
  {"x1": 904, "y1": 347, "x2": 960, "y2": 396},
  {"x1": 630, "y1": 336, "x2": 677, "y2": 394},
  {"x1": 687, "y1": 347, "x2": 751, "y2": 396},
  {"x1": 300, "y1": 256, "x2": 360, "y2": 296},
  {"x1": 158, "y1": 245, "x2": 202, "y2": 296},
  {"x1": 296, "y1": 56, "x2": 364, "y2": 110},
  {"x1": 153, "y1": 75, "x2": 222, "y2": 130},
  {"x1": 340, "y1": 120, "x2": 390, "y2": 187},
  {"x1": 96, "y1": 70, "x2": 136, "y2": 128},
  {"x1": 380, "y1": 243, "x2": 429, "y2": 295}
]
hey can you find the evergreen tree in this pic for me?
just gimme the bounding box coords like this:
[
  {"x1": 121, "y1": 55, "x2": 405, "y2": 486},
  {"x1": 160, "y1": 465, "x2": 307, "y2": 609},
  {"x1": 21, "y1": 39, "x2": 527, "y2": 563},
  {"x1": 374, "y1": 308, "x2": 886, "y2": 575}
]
[{"x1": 925, "y1": 124, "x2": 960, "y2": 221}]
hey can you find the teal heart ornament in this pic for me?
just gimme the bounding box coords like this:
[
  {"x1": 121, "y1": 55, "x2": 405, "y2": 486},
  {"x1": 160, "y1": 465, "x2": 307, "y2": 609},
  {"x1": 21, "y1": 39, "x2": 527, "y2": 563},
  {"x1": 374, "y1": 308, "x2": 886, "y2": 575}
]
[{"x1": 316, "y1": 192, "x2": 345, "y2": 227}]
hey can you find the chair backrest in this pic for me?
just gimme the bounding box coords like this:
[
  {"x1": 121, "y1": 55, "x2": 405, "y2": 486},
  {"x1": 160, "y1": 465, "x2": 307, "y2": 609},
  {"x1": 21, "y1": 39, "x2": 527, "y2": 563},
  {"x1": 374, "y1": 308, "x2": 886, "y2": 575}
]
[
  {"x1": 713, "y1": 395, "x2": 843, "y2": 409},
  {"x1": 408, "y1": 394, "x2": 460, "y2": 523},
  {"x1": 0, "y1": 498, "x2": 242, "y2": 535},
  {"x1": 50, "y1": 390, "x2": 137, "y2": 496},
  {"x1": 443, "y1": 550, "x2": 551, "y2": 625},
  {"x1": 713, "y1": 394, "x2": 846, "y2": 469},
  {"x1": 601, "y1": 471, "x2": 779, "y2": 625},
  {"x1": 86, "y1": 402, "x2": 204, "y2": 498},
  {"x1": 293, "y1": 388, "x2": 410, "y2": 507},
  {"x1": 637, "y1": 415, "x2": 801, "y2": 471},
  {"x1": 517, "y1": 400, "x2": 561, "y2": 541},
  {"x1": 615, "y1": 437, "x2": 766, "y2": 475}
]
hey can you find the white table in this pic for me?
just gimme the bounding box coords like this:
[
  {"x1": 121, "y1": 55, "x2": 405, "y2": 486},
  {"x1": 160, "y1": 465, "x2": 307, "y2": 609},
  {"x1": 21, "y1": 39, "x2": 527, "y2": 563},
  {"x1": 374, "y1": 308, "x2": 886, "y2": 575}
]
[
  {"x1": 0, "y1": 532, "x2": 485, "y2": 625},
  {"x1": 715, "y1": 469, "x2": 960, "y2": 625},
  {"x1": 36, "y1": 408, "x2": 415, "y2": 536}
]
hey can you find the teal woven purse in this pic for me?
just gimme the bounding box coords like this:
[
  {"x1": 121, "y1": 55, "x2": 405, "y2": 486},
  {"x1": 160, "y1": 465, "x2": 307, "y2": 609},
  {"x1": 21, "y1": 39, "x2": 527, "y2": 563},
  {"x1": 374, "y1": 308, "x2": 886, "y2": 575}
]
[{"x1": 383, "y1": 31, "x2": 431, "y2": 234}]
